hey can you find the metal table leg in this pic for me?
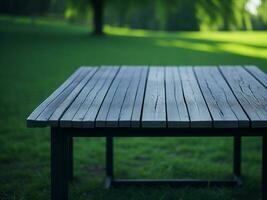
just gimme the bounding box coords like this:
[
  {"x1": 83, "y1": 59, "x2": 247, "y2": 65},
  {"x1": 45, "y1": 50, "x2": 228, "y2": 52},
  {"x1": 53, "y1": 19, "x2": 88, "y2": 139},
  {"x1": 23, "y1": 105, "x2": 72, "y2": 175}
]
[
  {"x1": 51, "y1": 128, "x2": 69, "y2": 200},
  {"x1": 67, "y1": 136, "x2": 73, "y2": 181},
  {"x1": 105, "y1": 136, "x2": 240, "y2": 188},
  {"x1": 105, "y1": 136, "x2": 113, "y2": 188},
  {"x1": 233, "y1": 136, "x2": 242, "y2": 185}
]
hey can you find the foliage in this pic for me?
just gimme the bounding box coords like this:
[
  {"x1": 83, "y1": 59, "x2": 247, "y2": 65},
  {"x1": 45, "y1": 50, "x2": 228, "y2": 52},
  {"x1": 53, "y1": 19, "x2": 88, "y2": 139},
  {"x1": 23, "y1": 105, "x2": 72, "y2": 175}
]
[
  {"x1": 64, "y1": 0, "x2": 92, "y2": 20},
  {"x1": 104, "y1": 0, "x2": 264, "y2": 31},
  {"x1": 0, "y1": 0, "x2": 266, "y2": 31},
  {"x1": 0, "y1": 0, "x2": 50, "y2": 15},
  {"x1": 258, "y1": 0, "x2": 267, "y2": 23}
]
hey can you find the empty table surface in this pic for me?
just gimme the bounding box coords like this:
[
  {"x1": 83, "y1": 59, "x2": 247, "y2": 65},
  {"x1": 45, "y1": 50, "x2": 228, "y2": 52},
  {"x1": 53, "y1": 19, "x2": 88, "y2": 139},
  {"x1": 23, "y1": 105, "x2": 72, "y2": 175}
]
[{"x1": 27, "y1": 65, "x2": 267, "y2": 129}]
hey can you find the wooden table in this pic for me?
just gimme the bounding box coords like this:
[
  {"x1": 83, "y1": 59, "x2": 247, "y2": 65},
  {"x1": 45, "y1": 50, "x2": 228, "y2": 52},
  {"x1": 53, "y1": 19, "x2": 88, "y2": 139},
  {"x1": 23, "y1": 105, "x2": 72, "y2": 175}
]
[{"x1": 27, "y1": 66, "x2": 267, "y2": 200}]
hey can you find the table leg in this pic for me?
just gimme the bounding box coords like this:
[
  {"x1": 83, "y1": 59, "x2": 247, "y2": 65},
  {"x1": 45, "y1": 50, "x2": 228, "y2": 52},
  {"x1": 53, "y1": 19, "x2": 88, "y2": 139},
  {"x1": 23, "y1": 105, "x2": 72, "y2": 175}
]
[
  {"x1": 67, "y1": 136, "x2": 73, "y2": 181},
  {"x1": 105, "y1": 136, "x2": 113, "y2": 188},
  {"x1": 233, "y1": 136, "x2": 242, "y2": 185},
  {"x1": 263, "y1": 136, "x2": 267, "y2": 200},
  {"x1": 51, "y1": 128, "x2": 69, "y2": 200}
]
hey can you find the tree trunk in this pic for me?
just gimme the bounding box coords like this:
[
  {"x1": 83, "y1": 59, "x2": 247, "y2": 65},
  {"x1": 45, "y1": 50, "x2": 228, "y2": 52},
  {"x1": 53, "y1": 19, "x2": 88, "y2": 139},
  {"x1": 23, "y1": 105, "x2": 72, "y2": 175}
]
[
  {"x1": 223, "y1": 14, "x2": 229, "y2": 31},
  {"x1": 91, "y1": 0, "x2": 103, "y2": 35}
]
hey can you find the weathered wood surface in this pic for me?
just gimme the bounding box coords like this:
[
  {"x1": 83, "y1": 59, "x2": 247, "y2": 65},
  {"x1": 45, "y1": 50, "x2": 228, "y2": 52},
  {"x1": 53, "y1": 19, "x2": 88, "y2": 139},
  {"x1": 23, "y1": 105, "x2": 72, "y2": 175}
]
[
  {"x1": 119, "y1": 66, "x2": 148, "y2": 127},
  {"x1": 179, "y1": 67, "x2": 212, "y2": 128},
  {"x1": 95, "y1": 67, "x2": 133, "y2": 127},
  {"x1": 27, "y1": 67, "x2": 95, "y2": 127},
  {"x1": 194, "y1": 67, "x2": 249, "y2": 128},
  {"x1": 244, "y1": 65, "x2": 267, "y2": 88},
  {"x1": 142, "y1": 67, "x2": 166, "y2": 128},
  {"x1": 27, "y1": 65, "x2": 267, "y2": 129},
  {"x1": 165, "y1": 67, "x2": 189, "y2": 128},
  {"x1": 60, "y1": 67, "x2": 118, "y2": 127},
  {"x1": 220, "y1": 66, "x2": 267, "y2": 128}
]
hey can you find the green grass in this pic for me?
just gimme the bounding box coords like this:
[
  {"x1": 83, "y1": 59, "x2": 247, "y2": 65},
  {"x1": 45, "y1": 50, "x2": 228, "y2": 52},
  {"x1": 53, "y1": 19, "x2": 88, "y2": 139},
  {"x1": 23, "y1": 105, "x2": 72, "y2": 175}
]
[{"x1": 0, "y1": 15, "x2": 266, "y2": 200}]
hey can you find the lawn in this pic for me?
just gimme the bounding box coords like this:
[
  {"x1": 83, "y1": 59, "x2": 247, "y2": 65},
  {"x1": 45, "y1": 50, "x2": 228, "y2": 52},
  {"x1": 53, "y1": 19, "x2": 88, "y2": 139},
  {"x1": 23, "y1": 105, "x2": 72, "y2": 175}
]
[{"x1": 0, "y1": 15, "x2": 266, "y2": 200}]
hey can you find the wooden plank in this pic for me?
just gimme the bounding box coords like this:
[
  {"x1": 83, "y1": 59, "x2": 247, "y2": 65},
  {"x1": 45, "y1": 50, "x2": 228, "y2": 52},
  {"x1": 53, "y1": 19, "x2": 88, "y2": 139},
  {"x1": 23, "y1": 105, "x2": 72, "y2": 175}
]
[
  {"x1": 244, "y1": 65, "x2": 267, "y2": 88},
  {"x1": 105, "y1": 67, "x2": 137, "y2": 127},
  {"x1": 60, "y1": 67, "x2": 111, "y2": 127},
  {"x1": 36, "y1": 67, "x2": 98, "y2": 126},
  {"x1": 220, "y1": 66, "x2": 267, "y2": 128},
  {"x1": 74, "y1": 66, "x2": 119, "y2": 128},
  {"x1": 194, "y1": 67, "x2": 249, "y2": 128},
  {"x1": 48, "y1": 68, "x2": 98, "y2": 126},
  {"x1": 27, "y1": 67, "x2": 86, "y2": 127},
  {"x1": 118, "y1": 67, "x2": 146, "y2": 127},
  {"x1": 98, "y1": 67, "x2": 136, "y2": 127},
  {"x1": 179, "y1": 67, "x2": 212, "y2": 128},
  {"x1": 165, "y1": 67, "x2": 189, "y2": 128},
  {"x1": 142, "y1": 67, "x2": 166, "y2": 128},
  {"x1": 92, "y1": 67, "x2": 128, "y2": 127},
  {"x1": 131, "y1": 67, "x2": 148, "y2": 128}
]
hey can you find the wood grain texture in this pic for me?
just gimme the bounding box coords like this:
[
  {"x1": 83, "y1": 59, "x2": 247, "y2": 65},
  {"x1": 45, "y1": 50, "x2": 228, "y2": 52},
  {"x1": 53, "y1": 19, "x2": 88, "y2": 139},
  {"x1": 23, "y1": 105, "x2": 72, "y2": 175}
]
[
  {"x1": 27, "y1": 67, "x2": 94, "y2": 127},
  {"x1": 165, "y1": 67, "x2": 189, "y2": 127},
  {"x1": 27, "y1": 65, "x2": 267, "y2": 129},
  {"x1": 244, "y1": 65, "x2": 267, "y2": 88},
  {"x1": 130, "y1": 67, "x2": 148, "y2": 127},
  {"x1": 142, "y1": 67, "x2": 166, "y2": 128},
  {"x1": 194, "y1": 67, "x2": 249, "y2": 128},
  {"x1": 80, "y1": 66, "x2": 119, "y2": 128},
  {"x1": 105, "y1": 67, "x2": 137, "y2": 127},
  {"x1": 60, "y1": 67, "x2": 114, "y2": 127},
  {"x1": 220, "y1": 66, "x2": 267, "y2": 128},
  {"x1": 119, "y1": 66, "x2": 148, "y2": 127},
  {"x1": 95, "y1": 67, "x2": 134, "y2": 127},
  {"x1": 48, "y1": 68, "x2": 98, "y2": 126},
  {"x1": 179, "y1": 67, "x2": 212, "y2": 128}
]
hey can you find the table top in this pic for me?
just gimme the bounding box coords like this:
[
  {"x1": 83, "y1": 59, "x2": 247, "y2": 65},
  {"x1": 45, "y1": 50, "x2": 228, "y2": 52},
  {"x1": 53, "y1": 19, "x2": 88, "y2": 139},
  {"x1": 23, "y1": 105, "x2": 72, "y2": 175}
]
[{"x1": 27, "y1": 66, "x2": 267, "y2": 129}]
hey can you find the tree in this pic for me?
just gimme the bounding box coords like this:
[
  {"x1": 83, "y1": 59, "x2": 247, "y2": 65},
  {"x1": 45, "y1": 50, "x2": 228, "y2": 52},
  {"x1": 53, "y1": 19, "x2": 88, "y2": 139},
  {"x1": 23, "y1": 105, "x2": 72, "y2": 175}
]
[
  {"x1": 0, "y1": 0, "x2": 50, "y2": 15},
  {"x1": 91, "y1": 0, "x2": 104, "y2": 35},
  {"x1": 65, "y1": 0, "x2": 258, "y2": 32},
  {"x1": 65, "y1": 0, "x2": 104, "y2": 35},
  {"x1": 258, "y1": 0, "x2": 267, "y2": 23},
  {"x1": 196, "y1": 0, "x2": 251, "y2": 30},
  {"x1": 165, "y1": 0, "x2": 199, "y2": 31}
]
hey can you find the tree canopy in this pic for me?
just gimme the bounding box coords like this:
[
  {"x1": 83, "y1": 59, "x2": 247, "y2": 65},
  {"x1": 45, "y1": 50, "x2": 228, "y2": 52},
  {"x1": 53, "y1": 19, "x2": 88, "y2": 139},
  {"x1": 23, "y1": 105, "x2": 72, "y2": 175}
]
[{"x1": 1, "y1": 0, "x2": 266, "y2": 32}]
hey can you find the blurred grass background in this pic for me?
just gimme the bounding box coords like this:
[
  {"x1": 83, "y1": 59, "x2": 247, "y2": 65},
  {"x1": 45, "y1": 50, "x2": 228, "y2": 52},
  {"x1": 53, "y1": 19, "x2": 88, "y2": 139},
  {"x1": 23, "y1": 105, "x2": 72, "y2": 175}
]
[{"x1": 0, "y1": 15, "x2": 266, "y2": 200}]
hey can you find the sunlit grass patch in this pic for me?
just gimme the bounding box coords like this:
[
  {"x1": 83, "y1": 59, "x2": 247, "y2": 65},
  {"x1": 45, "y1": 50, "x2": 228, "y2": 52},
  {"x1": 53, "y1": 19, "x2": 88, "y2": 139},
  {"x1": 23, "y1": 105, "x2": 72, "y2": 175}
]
[
  {"x1": 157, "y1": 38, "x2": 267, "y2": 60},
  {"x1": 105, "y1": 25, "x2": 267, "y2": 60}
]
